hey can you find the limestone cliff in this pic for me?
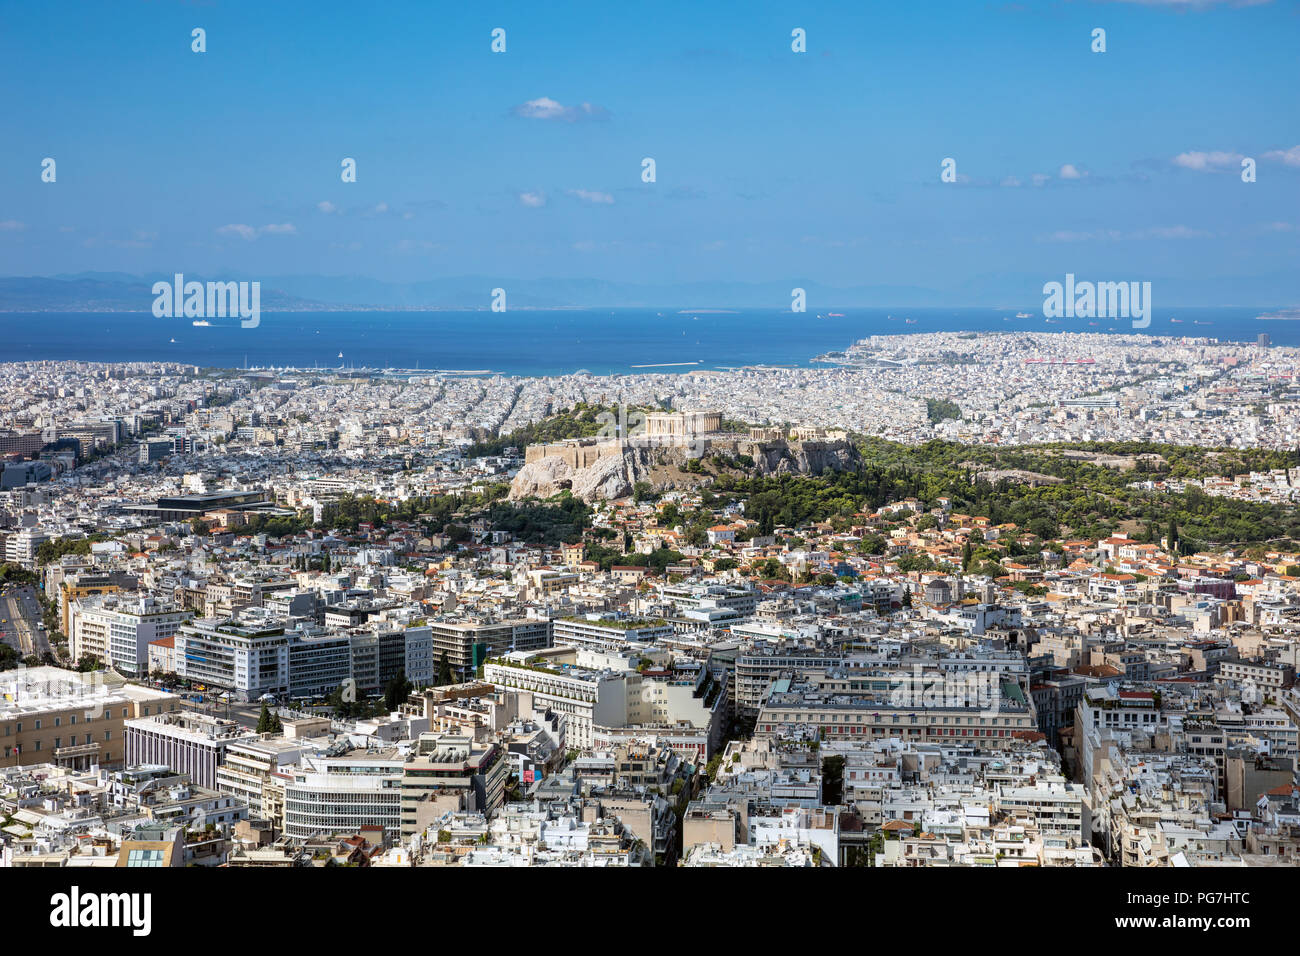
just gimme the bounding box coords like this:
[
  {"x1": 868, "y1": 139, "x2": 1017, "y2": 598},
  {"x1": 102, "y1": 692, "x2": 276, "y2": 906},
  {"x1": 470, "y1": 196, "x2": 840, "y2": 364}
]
[{"x1": 508, "y1": 438, "x2": 860, "y2": 502}]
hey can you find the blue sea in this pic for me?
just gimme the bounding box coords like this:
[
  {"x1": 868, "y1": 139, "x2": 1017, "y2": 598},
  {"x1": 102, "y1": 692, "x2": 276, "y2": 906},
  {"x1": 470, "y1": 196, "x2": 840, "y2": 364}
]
[{"x1": 0, "y1": 307, "x2": 1292, "y2": 376}]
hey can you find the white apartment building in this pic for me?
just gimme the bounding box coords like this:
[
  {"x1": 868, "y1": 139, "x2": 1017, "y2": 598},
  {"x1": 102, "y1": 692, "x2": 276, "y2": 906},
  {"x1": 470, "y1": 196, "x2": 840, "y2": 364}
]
[
  {"x1": 995, "y1": 781, "x2": 1087, "y2": 843},
  {"x1": 1218, "y1": 659, "x2": 1294, "y2": 691},
  {"x1": 347, "y1": 625, "x2": 433, "y2": 696},
  {"x1": 283, "y1": 748, "x2": 405, "y2": 842},
  {"x1": 286, "y1": 629, "x2": 353, "y2": 700},
  {"x1": 3, "y1": 529, "x2": 49, "y2": 569},
  {"x1": 215, "y1": 737, "x2": 309, "y2": 819},
  {"x1": 1075, "y1": 688, "x2": 1167, "y2": 792},
  {"x1": 659, "y1": 584, "x2": 757, "y2": 619},
  {"x1": 404, "y1": 624, "x2": 434, "y2": 687},
  {"x1": 70, "y1": 594, "x2": 192, "y2": 678},
  {"x1": 484, "y1": 647, "x2": 725, "y2": 754},
  {"x1": 552, "y1": 616, "x2": 673, "y2": 653},
  {"x1": 484, "y1": 651, "x2": 630, "y2": 751},
  {"x1": 426, "y1": 618, "x2": 552, "y2": 677},
  {"x1": 174, "y1": 616, "x2": 290, "y2": 701}
]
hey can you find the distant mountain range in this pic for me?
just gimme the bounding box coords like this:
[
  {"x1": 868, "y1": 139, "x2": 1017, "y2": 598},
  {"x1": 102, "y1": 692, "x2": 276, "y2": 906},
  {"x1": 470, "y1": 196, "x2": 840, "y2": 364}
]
[
  {"x1": 0, "y1": 275, "x2": 330, "y2": 312},
  {"x1": 0, "y1": 271, "x2": 1295, "y2": 311}
]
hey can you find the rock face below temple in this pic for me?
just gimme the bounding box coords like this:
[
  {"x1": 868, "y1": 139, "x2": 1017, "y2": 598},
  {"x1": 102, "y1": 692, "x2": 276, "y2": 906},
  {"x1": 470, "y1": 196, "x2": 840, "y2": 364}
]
[{"x1": 508, "y1": 438, "x2": 860, "y2": 503}]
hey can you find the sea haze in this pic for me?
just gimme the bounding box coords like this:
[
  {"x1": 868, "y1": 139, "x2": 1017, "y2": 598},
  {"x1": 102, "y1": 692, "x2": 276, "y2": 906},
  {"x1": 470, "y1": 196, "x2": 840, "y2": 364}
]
[{"x1": 0, "y1": 308, "x2": 1288, "y2": 376}]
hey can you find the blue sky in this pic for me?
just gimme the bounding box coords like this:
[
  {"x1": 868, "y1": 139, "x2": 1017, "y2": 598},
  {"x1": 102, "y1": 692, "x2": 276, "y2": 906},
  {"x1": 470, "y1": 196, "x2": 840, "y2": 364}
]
[{"x1": 1, "y1": 0, "x2": 1298, "y2": 303}]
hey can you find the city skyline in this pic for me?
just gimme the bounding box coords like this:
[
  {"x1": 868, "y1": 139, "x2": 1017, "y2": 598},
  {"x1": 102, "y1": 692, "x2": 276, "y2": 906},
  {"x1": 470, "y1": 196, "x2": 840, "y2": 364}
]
[{"x1": 3, "y1": 0, "x2": 1300, "y2": 900}]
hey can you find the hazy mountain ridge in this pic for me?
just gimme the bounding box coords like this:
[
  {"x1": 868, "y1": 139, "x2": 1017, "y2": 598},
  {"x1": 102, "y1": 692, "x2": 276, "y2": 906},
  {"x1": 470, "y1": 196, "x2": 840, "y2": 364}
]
[{"x1": 0, "y1": 275, "x2": 331, "y2": 312}]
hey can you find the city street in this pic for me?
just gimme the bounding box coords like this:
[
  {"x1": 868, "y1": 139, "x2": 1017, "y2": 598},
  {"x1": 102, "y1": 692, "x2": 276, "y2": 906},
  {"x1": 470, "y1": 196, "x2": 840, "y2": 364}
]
[
  {"x1": 159, "y1": 688, "x2": 298, "y2": 731},
  {"x1": 1, "y1": 585, "x2": 48, "y2": 659}
]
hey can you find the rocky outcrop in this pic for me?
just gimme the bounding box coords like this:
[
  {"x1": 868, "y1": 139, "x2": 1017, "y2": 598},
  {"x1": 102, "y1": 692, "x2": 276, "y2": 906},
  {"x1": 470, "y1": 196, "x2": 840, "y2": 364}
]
[
  {"x1": 509, "y1": 444, "x2": 656, "y2": 502},
  {"x1": 509, "y1": 453, "x2": 577, "y2": 498},
  {"x1": 509, "y1": 438, "x2": 860, "y2": 503},
  {"x1": 751, "y1": 440, "x2": 859, "y2": 476},
  {"x1": 571, "y1": 451, "x2": 644, "y2": 501}
]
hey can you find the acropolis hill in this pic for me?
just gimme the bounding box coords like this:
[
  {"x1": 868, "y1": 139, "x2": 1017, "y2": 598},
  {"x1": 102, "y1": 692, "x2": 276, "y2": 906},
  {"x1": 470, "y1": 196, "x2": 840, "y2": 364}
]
[{"x1": 511, "y1": 410, "x2": 859, "y2": 502}]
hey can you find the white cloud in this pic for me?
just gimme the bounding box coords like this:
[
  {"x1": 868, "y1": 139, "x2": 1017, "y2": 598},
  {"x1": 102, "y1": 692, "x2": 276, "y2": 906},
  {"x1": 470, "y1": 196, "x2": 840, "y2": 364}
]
[
  {"x1": 567, "y1": 188, "x2": 614, "y2": 205},
  {"x1": 318, "y1": 200, "x2": 395, "y2": 217},
  {"x1": 217, "y1": 223, "x2": 258, "y2": 240},
  {"x1": 1044, "y1": 229, "x2": 1123, "y2": 242},
  {"x1": 217, "y1": 223, "x2": 296, "y2": 240},
  {"x1": 1058, "y1": 164, "x2": 1086, "y2": 180},
  {"x1": 511, "y1": 97, "x2": 609, "y2": 122},
  {"x1": 1031, "y1": 173, "x2": 1051, "y2": 187},
  {"x1": 1139, "y1": 225, "x2": 1212, "y2": 239},
  {"x1": 513, "y1": 96, "x2": 565, "y2": 119},
  {"x1": 518, "y1": 192, "x2": 547, "y2": 208},
  {"x1": 1173, "y1": 146, "x2": 1300, "y2": 171},
  {"x1": 1172, "y1": 150, "x2": 1243, "y2": 172},
  {"x1": 1042, "y1": 225, "x2": 1210, "y2": 242},
  {"x1": 0, "y1": 220, "x2": 26, "y2": 232},
  {"x1": 1263, "y1": 145, "x2": 1300, "y2": 167}
]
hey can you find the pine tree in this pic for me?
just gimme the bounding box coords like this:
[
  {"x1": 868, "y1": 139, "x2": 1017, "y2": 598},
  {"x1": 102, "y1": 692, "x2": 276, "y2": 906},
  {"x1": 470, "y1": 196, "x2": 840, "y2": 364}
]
[
  {"x1": 384, "y1": 675, "x2": 412, "y2": 712},
  {"x1": 256, "y1": 701, "x2": 272, "y2": 734}
]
